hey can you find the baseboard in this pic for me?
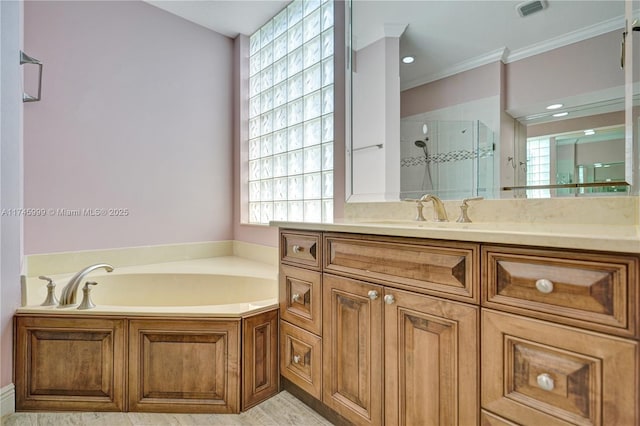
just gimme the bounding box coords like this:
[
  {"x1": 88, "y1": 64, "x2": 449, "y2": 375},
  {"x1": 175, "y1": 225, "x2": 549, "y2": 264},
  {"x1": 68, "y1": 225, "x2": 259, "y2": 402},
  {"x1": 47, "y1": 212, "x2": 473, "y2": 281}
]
[{"x1": 0, "y1": 383, "x2": 15, "y2": 417}]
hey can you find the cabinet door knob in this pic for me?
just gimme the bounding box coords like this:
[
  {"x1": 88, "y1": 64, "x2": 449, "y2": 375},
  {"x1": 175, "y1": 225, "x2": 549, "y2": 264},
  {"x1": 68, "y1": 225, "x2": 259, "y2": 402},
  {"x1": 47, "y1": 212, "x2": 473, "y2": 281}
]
[
  {"x1": 292, "y1": 245, "x2": 303, "y2": 254},
  {"x1": 292, "y1": 293, "x2": 301, "y2": 303},
  {"x1": 536, "y1": 373, "x2": 555, "y2": 391},
  {"x1": 535, "y1": 279, "x2": 554, "y2": 294},
  {"x1": 367, "y1": 290, "x2": 379, "y2": 300},
  {"x1": 384, "y1": 294, "x2": 395, "y2": 305},
  {"x1": 292, "y1": 355, "x2": 301, "y2": 364}
]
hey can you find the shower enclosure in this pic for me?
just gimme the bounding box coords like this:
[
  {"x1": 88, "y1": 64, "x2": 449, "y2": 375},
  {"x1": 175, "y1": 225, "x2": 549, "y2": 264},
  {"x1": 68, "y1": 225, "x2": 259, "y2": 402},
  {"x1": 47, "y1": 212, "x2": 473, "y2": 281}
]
[{"x1": 400, "y1": 119, "x2": 495, "y2": 200}]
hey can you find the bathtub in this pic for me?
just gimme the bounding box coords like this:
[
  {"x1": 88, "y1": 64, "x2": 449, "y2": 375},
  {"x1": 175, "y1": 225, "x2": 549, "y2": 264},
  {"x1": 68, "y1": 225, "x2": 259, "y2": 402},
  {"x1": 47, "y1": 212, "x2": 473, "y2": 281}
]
[
  {"x1": 16, "y1": 255, "x2": 281, "y2": 413},
  {"x1": 18, "y1": 256, "x2": 279, "y2": 316}
]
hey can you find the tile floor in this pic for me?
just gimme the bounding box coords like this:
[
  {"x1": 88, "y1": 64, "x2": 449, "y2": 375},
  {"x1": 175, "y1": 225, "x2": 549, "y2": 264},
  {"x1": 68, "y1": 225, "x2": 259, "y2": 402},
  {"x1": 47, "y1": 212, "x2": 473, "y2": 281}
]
[{"x1": 1, "y1": 391, "x2": 333, "y2": 426}]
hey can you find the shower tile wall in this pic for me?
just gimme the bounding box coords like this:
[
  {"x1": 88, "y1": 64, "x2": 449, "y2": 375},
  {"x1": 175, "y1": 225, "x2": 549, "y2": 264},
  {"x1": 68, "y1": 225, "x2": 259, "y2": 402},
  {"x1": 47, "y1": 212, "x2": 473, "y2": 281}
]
[{"x1": 401, "y1": 118, "x2": 495, "y2": 199}]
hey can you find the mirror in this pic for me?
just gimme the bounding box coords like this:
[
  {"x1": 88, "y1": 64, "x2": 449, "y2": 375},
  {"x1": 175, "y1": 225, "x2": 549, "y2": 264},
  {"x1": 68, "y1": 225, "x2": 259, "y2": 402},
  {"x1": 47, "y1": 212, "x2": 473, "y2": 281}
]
[{"x1": 348, "y1": 0, "x2": 639, "y2": 201}]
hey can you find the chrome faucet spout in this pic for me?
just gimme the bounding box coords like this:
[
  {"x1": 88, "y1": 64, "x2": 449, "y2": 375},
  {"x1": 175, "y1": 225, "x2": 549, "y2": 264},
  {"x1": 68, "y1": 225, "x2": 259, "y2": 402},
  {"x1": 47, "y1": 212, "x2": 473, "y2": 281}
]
[
  {"x1": 420, "y1": 194, "x2": 449, "y2": 222},
  {"x1": 59, "y1": 263, "x2": 114, "y2": 307}
]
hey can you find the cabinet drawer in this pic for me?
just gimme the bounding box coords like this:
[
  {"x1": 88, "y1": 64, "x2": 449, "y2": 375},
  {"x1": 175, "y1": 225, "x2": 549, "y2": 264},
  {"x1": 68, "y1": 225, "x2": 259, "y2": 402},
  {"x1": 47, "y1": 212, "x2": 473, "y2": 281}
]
[
  {"x1": 483, "y1": 245, "x2": 638, "y2": 337},
  {"x1": 481, "y1": 410, "x2": 519, "y2": 426},
  {"x1": 325, "y1": 233, "x2": 479, "y2": 302},
  {"x1": 279, "y1": 265, "x2": 322, "y2": 335},
  {"x1": 281, "y1": 231, "x2": 322, "y2": 270},
  {"x1": 280, "y1": 321, "x2": 322, "y2": 399},
  {"x1": 482, "y1": 310, "x2": 638, "y2": 426}
]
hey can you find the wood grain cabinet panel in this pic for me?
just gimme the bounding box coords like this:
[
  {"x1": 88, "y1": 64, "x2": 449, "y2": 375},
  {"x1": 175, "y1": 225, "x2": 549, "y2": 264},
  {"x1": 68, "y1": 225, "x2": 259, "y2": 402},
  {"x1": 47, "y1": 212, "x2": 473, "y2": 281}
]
[
  {"x1": 281, "y1": 231, "x2": 322, "y2": 270},
  {"x1": 482, "y1": 310, "x2": 638, "y2": 426},
  {"x1": 14, "y1": 316, "x2": 125, "y2": 412},
  {"x1": 280, "y1": 321, "x2": 322, "y2": 399},
  {"x1": 384, "y1": 288, "x2": 479, "y2": 426},
  {"x1": 322, "y1": 274, "x2": 383, "y2": 426},
  {"x1": 324, "y1": 233, "x2": 479, "y2": 303},
  {"x1": 483, "y1": 245, "x2": 638, "y2": 337},
  {"x1": 242, "y1": 309, "x2": 279, "y2": 411},
  {"x1": 279, "y1": 265, "x2": 322, "y2": 335},
  {"x1": 128, "y1": 319, "x2": 240, "y2": 413}
]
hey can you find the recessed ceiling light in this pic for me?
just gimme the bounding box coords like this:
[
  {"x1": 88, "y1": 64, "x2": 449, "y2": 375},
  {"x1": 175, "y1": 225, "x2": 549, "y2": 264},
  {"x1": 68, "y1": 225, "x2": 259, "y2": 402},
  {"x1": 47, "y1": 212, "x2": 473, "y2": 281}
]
[
  {"x1": 584, "y1": 129, "x2": 595, "y2": 136},
  {"x1": 552, "y1": 112, "x2": 568, "y2": 117},
  {"x1": 546, "y1": 103, "x2": 563, "y2": 110},
  {"x1": 402, "y1": 56, "x2": 415, "y2": 64}
]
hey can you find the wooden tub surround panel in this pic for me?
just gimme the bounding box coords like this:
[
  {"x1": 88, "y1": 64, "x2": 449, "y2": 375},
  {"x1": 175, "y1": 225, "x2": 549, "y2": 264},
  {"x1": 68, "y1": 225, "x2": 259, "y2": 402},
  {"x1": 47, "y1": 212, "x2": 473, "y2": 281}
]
[{"x1": 14, "y1": 309, "x2": 279, "y2": 413}]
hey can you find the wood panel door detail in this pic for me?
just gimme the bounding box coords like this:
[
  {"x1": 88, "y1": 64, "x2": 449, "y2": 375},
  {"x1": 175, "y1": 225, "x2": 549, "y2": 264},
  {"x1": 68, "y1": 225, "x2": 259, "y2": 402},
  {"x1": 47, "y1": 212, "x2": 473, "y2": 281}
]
[
  {"x1": 322, "y1": 274, "x2": 383, "y2": 426},
  {"x1": 482, "y1": 310, "x2": 638, "y2": 426},
  {"x1": 128, "y1": 319, "x2": 240, "y2": 413},
  {"x1": 384, "y1": 288, "x2": 479, "y2": 426},
  {"x1": 14, "y1": 316, "x2": 125, "y2": 412},
  {"x1": 242, "y1": 309, "x2": 279, "y2": 411}
]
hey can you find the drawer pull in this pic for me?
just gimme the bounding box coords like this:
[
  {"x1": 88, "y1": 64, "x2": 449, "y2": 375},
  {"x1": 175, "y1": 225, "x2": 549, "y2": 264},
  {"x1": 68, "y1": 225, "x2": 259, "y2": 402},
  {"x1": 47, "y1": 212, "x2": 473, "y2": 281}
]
[
  {"x1": 292, "y1": 245, "x2": 303, "y2": 254},
  {"x1": 292, "y1": 293, "x2": 302, "y2": 303},
  {"x1": 292, "y1": 355, "x2": 301, "y2": 364},
  {"x1": 368, "y1": 290, "x2": 379, "y2": 300},
  {"x1": 384, "y1": 294, "x2": 395, "y2": 305},
  {"x1": 535, "y1": 279, "x2": 554, "y2": 294},
  {"x1": 536, "y1": 373, "x2": 555, "y2": 391}
]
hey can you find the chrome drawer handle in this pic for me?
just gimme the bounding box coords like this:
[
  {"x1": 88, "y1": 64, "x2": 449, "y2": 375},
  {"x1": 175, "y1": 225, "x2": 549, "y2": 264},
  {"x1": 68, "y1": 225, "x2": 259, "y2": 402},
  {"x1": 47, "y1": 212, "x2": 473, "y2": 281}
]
[
  {"x1": 368, "y1": 290, "x2": 379, "y2": 300},
  {"x1": 536, "y1": 373, "x2": 554, "y2": 391},
  {"x1": 292, "y1": 245, "x2": 303, "y2": 254},
  {"x1": 292, "y1": 293, "x2": 301, "y2": 303},
  {"x1": 384, "y1": 294, "x2": 395, "y2": 305},
  {"x1": 535, "y1": 279, "x2": 554, "y2": 294},
  {"x1": 292, "y1": 355, "x2": 301, "y2": 364}
]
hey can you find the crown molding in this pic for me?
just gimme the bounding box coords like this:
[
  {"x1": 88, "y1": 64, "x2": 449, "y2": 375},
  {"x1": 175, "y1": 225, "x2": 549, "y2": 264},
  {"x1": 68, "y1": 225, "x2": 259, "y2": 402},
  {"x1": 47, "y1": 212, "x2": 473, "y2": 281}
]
[
  {"x1": 401, "y1": 47, "x2": 508, "y2": 91},
  {"x1": 505, "y1": 14, "x2": 624, "y2": 63}
]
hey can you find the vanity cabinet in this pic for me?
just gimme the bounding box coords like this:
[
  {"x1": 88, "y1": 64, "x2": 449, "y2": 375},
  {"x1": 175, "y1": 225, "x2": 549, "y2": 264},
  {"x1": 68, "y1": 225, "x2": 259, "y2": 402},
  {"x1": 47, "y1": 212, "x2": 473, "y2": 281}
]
[
  {"x1": 278, "y1": 228, "x2": 639, "y2": 426},
  {"x1": 280, "y1": 230, "x2": 480, "y2": 426},
  {"x1": 279, "y1": 231, "x2": 324, "y2": 399}
]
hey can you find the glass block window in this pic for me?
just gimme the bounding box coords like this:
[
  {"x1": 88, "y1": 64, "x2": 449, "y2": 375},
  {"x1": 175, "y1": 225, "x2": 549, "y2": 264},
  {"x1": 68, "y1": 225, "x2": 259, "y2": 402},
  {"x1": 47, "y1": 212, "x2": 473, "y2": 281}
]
[
  {"x1": 526, "y1": 137, "x2": 550, "y2": 198},
  {"x1": 248, "y1": 0, "x2": 334, "y2": 224}
]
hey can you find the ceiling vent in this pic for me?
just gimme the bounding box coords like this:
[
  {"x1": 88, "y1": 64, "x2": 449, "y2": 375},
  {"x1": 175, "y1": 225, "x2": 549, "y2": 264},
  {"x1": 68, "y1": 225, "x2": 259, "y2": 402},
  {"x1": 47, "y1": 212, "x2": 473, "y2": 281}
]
[{"x1": 516, "y1": 0, "x2": 547, "y2": 17}]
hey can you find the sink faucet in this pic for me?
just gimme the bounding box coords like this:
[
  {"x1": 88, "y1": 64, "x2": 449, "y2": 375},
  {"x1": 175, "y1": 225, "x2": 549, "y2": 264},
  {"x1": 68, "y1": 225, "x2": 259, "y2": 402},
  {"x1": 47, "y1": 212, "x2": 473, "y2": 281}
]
[
  {"x1": 59, "y1": 263, "x2": 114, "y2": 307},
  {"x1": 420, "y1": 194, "x2": 448, "y2": 222}
]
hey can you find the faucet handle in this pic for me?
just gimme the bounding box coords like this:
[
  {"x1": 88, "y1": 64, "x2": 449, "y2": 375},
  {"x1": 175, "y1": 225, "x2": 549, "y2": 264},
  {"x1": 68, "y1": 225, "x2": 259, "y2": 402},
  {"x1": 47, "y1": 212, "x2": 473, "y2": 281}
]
[
  {"x1": 402, "y1": 198, "x2": 426, "y2": 221},
  {"x1": 39, "y1": 276, "x2": 59, "y2": 306},
  {"x1": 456, "y1": 197, "x2": 484, "y2": 223},
  {"x1": 78, "y1": 281, "x2": 98, "y2": 310}
]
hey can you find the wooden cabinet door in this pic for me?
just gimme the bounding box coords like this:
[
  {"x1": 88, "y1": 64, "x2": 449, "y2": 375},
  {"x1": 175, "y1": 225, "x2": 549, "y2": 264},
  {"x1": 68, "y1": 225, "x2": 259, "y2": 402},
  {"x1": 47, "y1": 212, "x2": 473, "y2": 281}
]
[
  {"x1": 384, "y1": 288, "x2": 479, "y2": 426},
  {"x1": 322, "y1": 274, "x2": 383, "y2": 426},
  {"x1": 14, "y1": 316, "x2": 125, "y2": 412},
  {"x1": 128, "y1": 319, "x2": 240, "y2": 413},
  {"x1": 242, "y1": 309, "x2": 279, "y2": 411}
]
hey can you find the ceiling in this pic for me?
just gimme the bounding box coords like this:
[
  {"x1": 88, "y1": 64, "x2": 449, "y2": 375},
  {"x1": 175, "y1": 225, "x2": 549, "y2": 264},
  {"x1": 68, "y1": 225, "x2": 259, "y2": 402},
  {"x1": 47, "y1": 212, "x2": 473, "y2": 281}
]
[
  {"x1": 352, "y1": 0, "x2": 628, "y2": 90},
  {"x1": 145, "y1": 0, "x2": 289, "y2": 38}
]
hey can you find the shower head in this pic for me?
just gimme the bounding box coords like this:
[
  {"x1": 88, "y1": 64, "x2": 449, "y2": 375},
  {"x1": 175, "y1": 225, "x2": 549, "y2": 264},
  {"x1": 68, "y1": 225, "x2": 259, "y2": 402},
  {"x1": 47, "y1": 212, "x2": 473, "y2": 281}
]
[{"x1": 414, "y1": 140, "x2": 427, "y2": 148}]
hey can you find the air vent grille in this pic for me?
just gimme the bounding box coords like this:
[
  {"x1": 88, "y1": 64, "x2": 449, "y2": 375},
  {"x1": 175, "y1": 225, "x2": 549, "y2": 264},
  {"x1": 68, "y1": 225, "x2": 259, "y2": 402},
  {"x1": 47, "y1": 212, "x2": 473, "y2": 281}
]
[{"x1": 517, "y1": 0, "x2": 547, "y2": 17}]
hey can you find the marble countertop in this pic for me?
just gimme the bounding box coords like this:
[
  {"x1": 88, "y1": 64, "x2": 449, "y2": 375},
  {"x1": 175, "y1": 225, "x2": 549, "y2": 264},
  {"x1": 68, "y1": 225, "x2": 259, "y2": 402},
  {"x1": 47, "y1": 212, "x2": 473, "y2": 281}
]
[{"x1": 271, "y1": 219, "x2": 640, "y2": 253}]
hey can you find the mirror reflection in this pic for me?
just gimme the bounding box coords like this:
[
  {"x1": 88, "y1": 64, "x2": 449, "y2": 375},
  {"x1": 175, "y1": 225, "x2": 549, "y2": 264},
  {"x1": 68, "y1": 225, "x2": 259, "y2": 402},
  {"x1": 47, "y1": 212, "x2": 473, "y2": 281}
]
[{"x1": 349, "y1": 0, "x2": 636, "y2": 201}]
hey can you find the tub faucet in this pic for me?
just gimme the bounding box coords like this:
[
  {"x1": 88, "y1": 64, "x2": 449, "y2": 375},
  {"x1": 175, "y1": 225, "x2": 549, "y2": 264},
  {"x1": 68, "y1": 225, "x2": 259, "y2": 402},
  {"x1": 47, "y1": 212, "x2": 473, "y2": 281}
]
[
  {"x1": 420, "y1": 194, "x2": 448, "y2": 222},
  {"x1": 59, "y1": 263, "x2": 114, "y2": 307}
]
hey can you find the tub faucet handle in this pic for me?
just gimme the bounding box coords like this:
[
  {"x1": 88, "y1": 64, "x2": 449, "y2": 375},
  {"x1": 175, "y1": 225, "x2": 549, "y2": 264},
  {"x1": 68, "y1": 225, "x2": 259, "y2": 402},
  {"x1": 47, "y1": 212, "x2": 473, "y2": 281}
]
[
  {"x1": 78, "y1": 281, "x2": 98, "y2": 310},
  {"x1": 456, "y1": 197, "x2": 484, "y2": 223},
  {"x1": 39, "y1": 275, "x2": 59, "y2": 306}
]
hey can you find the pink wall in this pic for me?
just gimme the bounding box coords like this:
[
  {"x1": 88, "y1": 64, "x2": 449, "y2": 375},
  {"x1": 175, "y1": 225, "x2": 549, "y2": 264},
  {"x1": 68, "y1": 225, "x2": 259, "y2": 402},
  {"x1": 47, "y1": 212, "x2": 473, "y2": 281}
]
[
  {"x1": 401, "y1": 62, "x2": 501, "y2": 118},
  {"x1": 23, "y1": 1, "x2": 234, "y2": 254},
  {"x1": 505, "y1": 31, "x2": 624, "y2": 111}
]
